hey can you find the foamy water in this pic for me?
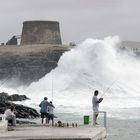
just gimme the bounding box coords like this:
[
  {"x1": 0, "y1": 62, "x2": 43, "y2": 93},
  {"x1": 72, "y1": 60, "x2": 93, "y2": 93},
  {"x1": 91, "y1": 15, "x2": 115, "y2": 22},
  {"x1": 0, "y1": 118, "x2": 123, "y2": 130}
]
[{"x1": 1, "y1": 36, "x2": 140, "y2": 119}]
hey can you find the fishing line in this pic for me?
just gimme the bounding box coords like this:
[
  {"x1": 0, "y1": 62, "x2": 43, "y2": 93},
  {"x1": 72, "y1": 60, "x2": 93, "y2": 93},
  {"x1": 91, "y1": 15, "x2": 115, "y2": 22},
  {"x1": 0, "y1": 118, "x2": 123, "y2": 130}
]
[
  {"x1": 82, "y1": 72, "x2": 121, "y2": 98},
  {"x1": 100, "y1": 77, "x2": 119, "y2": 98}
]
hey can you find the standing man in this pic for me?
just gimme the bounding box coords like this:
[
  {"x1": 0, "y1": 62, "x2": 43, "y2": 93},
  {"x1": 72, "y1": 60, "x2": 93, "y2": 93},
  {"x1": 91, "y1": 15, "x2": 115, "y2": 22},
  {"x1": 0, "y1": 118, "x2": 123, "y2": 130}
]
[
  {"x1": 92, "y1": 90, "x2": 103, "y2": 125},
  {"x1": 48, "y1": 101, "x2": 55, "y2": 126},
  {"x1": 39, "y1": 97, "x2": 54, "y2": 124}
]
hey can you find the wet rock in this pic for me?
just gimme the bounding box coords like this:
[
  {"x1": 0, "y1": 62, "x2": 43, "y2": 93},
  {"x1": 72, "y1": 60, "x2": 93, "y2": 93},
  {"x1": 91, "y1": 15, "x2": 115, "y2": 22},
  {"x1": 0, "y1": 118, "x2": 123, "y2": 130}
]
[
  {"x1": 0, "y1": 92, "x2": 29, "y2": 102},
  {"x1": 0, "y1": 92, "x2": 40, "y2": 119},
  {"x1": 7, "y1": 94, "x2": 29, "y2": 101}
]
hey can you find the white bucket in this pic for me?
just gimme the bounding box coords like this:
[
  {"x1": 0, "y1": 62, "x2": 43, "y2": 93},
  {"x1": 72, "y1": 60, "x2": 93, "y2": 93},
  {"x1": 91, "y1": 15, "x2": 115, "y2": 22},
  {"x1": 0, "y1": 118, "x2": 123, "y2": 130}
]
[{"x1": 0, "y1": 114, "x2": 8, "y2": 132}]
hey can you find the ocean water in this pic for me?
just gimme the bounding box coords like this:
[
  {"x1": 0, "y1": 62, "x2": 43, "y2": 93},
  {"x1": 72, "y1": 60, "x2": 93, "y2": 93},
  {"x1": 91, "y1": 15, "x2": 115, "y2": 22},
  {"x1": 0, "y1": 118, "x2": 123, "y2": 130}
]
[
  {"x1": 1, "y1": 36, "x2": 140, "y2": 139},
  {"x1": 107, "y1": 117, "x2": 140, "y2": 140}
]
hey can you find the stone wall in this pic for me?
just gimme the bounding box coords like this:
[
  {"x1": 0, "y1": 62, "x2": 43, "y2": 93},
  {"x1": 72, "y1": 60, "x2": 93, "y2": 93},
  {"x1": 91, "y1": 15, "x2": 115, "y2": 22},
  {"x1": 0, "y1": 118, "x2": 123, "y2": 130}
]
[{"x1": 0, "y1": 44, "x2": 70, "y2": 86}]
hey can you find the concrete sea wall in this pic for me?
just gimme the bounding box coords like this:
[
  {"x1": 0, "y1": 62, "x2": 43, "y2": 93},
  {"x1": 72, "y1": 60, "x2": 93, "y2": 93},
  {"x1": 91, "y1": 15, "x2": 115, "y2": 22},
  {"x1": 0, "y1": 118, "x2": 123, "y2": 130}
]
[{"x1": 0, "y1": 44, "x2": 70, "y2": 86}]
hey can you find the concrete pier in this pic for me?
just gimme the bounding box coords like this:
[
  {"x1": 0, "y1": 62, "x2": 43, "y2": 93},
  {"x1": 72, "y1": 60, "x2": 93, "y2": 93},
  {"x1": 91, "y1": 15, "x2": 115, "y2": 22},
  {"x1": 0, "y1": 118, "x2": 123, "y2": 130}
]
[{"x1": 0, "y1": 124, "x2": 106, "y2": 140}]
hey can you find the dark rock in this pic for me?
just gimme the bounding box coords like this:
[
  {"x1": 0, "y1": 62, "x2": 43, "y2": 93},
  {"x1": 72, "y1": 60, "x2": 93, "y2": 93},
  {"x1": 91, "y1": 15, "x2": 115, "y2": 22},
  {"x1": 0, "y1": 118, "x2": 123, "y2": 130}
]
[
  {"x1": 14, "y1": 104, "x2": 40, "y2": 119},
  {"x1": 0, "y1": 102, "x2": 40, "y2": 119},
  {"x1": 0, "y1": 92, "x2": 29, "y2": 102},
  {"x1": 0, "y1": 92, "x2": 40, "y2": 119},
  {"x1": 7, "y1": 94, "x2": 30, "y2": 101},
  {"x1": 0, "y1": 92, "x2": 9, "y2": 102},
  {"x1": 6, "y1": 36, "x2": 18, "y2": 45}
]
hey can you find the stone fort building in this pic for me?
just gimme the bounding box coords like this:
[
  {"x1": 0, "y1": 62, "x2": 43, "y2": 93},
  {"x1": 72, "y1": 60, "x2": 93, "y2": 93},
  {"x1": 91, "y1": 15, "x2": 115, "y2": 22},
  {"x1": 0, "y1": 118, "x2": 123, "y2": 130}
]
[
  {"x1": 0, "y1": 20, "x2": 70, "y2": 86},
  {"x1": 20, "y1": 20, "x2": 62, "y2": 45}
]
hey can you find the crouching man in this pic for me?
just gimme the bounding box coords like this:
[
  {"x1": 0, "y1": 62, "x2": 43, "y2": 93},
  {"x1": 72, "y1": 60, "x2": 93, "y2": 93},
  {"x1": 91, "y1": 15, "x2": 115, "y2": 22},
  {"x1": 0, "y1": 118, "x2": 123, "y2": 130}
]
[{"x1": 4, "y1": 106, "x2": 16, "y2": 126}]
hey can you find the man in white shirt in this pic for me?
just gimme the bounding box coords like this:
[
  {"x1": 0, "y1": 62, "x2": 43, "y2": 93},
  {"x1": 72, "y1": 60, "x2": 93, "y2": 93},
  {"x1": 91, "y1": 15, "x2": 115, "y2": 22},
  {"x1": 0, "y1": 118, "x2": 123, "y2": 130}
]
[
  {"x1": 48, "y1": 101, "x2": 55, "y2": 126},
  {"x1": 4, "y1": 106, "x2": 16, "y2": 126},
  {"x1": 92, "y1": 90, "x2": 103, "y2": 124}
]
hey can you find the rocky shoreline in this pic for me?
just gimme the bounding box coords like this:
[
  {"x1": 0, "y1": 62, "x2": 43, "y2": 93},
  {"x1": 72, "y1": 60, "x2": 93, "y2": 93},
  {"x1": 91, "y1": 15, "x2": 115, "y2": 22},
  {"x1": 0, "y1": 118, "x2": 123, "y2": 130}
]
[{"x1": 0, "y1": 92, "x2": 40, "y2": 122}]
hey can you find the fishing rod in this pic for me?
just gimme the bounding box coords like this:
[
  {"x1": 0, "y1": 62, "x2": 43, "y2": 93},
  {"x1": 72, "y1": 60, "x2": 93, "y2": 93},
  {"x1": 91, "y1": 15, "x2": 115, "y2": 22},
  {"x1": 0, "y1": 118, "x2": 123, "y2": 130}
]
[
  {"x1": 51, "y1": 71, "x2": 54, "y2": 103},
  {"x1": 81, "y1": 73, "x2": 107, "y2": 93},
  {"x1": 100, "y1": 78, "x2": 118, "y2": 98},
  {"x1": 82, "y1": 72, "x2": 118, "y2": 97}
]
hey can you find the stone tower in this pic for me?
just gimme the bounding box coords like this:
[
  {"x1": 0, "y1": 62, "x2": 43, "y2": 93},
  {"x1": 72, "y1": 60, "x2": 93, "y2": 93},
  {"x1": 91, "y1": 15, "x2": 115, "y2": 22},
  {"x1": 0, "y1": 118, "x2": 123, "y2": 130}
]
[{"x1": 20, "y1": 20, "x2": 62, "y2": 45}]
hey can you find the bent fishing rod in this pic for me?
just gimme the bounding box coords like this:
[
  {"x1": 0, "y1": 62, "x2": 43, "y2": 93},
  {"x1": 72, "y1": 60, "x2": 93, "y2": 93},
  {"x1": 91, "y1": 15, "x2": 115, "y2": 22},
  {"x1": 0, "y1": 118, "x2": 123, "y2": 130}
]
[
  {"x1": 100, "y1": 78, "x2": 118, "y2": 98},
  {"x1": 82, "y1": 73, "x2": 119, "y2": 98},
  {"x1": 51, "y1": 71, "x2": 54, "y2": 103}
]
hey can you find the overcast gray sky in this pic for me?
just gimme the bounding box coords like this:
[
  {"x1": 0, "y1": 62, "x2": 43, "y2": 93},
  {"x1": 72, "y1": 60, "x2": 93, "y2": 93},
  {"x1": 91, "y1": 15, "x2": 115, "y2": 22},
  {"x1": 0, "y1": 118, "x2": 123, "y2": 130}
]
[{"x1": 0, "y1": 0, "x2": 140, "y2": 44}]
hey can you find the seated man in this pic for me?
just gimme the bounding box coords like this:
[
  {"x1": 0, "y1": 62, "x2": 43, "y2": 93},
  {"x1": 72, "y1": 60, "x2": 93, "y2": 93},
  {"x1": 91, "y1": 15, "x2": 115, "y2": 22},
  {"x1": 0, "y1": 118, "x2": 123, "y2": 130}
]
[{"x1": 4, "y1": 106, "x2": 16, "y2": 126}]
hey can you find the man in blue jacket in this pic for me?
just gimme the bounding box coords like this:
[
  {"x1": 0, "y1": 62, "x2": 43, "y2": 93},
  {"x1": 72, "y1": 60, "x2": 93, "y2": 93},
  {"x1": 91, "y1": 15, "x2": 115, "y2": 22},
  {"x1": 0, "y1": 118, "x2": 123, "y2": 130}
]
[{"x1": 39, "y1": 97, "x2": 54, "y2": 124}]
